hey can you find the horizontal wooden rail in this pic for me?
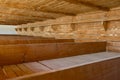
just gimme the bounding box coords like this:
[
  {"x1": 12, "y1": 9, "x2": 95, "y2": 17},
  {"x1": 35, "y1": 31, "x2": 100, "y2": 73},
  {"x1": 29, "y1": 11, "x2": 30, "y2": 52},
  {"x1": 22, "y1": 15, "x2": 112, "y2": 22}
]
[
  {"x1": 0, "y1": 39, "x2": 74, "y2": 45},
  {"x1": 0, "y1": 42, "x2": 106, "y2": 66}
]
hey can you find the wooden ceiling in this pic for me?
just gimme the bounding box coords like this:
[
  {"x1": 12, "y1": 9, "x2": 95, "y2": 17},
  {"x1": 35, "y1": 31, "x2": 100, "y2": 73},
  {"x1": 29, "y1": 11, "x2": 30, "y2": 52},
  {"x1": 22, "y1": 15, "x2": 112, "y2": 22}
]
[{"x1": 0, "y1": 0, "x2": 120, "y2": 25}]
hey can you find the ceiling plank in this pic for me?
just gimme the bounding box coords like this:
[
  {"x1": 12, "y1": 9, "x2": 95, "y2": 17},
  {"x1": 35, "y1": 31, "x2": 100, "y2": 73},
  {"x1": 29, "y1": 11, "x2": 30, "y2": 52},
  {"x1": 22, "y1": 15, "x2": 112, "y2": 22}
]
[
  {"x1": 35, "y1": 9, "x2": 75, "y2": 16},
  {"x1": 0, "y1": 6, "x2": 66, "y2": 19},
  {"x1": 60, "y1": 0, "x2": 110, "y2": 11},
  {"x1": 0, "y1": 12, "x2": 51, "y2": 21},
  {"x1": 0, "y1": 13, "x2": 46, "y2": 21},
  {"x1": 0, "y1": 3, "x2": 75, "y2": 16},
  {"x1": 0, "y1": 21, "x2": 24, "y2": 25},
  {"x1": 0, "y1": 20, "x2": 36, "y2": 25}
]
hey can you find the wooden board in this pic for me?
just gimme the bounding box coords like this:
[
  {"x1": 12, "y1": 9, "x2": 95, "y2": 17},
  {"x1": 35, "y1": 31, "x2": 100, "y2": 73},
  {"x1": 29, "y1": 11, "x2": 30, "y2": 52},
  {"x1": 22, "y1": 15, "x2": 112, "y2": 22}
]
[
  {"x1": 10, "y1": 65, "x2": 26, "y2": 76},
  {"x1": 10, "y1": 52, "x2": 120, "y2": 80},
  {"x1": 3, "y1": 66, "x2": 17, "y2": 78},
  {"x1": 0, "y1": 45, "x2": 25, "y2": 66},
  {"x1": 0, "y1": 67, "x2": 6, "y2": 80},
  {"x1": 17, "y1": 64, "x2": 33, "y2": 74},
  {"x1": 23, "y1": 62, "x2": 51, "y2": 73},
  {"x1": 0, "y1": 42, "x2": 106, "y2": 66},
  {"x1": 24, "y1": 43, "x2": 58, "y2": 62},
  {"x1": 107, "y1": 42, "x2": 120, "y2": 52}
]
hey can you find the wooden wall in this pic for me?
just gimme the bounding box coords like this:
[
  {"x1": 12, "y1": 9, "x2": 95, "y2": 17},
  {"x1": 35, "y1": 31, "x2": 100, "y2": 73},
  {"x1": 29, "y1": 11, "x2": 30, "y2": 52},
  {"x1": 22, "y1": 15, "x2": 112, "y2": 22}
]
[
  {"x1": 107, "y1": 42, "x2": 120, "y2": 52},
  {"x1": 0, "y1": 42, "x2": 106, "y2": 66},
  {"x1": 16, "y1": 8, "x2": 120, "y2": 42}
]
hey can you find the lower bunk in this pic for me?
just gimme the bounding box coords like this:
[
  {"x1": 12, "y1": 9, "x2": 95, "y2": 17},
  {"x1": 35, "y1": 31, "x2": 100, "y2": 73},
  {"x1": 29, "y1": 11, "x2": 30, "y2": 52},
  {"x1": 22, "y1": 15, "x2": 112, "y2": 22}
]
[{"x1": 0, "y1": 52, "x2": 120, "y2": 80}]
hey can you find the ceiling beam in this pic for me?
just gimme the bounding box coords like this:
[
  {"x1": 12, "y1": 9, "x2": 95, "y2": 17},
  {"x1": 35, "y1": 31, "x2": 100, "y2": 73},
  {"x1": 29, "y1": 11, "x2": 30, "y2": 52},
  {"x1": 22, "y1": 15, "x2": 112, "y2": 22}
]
[
  {"x1": 0, "y1": 13, "x2": 46, "y2": 21},
  {"x1": 0, "y1": 21, "x2": 22, "y2": 25},
  {"x1": 0, "y1": 3, "x2": 75, "y2": 16},
  {"x1": 0, "y1": 11, "x2": 55, "y2": 19},
  {"x1": 0, "y1": 12, "x2": 49, "y2": 21},
  {"x1": 0, "y1": 18, "x2": 40, "y2": 25},
  {"x1": 61, "y1": 0, "x2": 110, "y2": 11},
  {"x1": 34, "y1": 8, "x2": 76, "y2": 16},
  {"x1": 0, "y1": 6, "x2": 61, "y2": 19}
]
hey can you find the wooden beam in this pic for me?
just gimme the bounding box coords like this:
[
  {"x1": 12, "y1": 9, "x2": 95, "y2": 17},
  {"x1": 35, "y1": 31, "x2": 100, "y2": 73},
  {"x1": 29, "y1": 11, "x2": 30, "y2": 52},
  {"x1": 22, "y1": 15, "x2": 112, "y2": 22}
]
[
  {"x1": 34, "y1": 9, "x2": 76, "y2": 16},
  {"x1": 0, "y1": 6, "x2": 57, "y2": 19},
  {"x1": 0, "y1": 19, "x2": 43, "y2": 24},
  {"x1": 0, "y1": 13, "x2": 45, "y2": 23},
  {"x1": 0, "y1": 12, "x2": 55, "y2": 20},
  {"x1": 0, "y1": 18, "x2": 40, "y2": 24},
  {"x1": 0, "y1": 13, "x2": 46, "y2": 21},
  {"x1": 0, "y1": 3, "x2": 75, "y2": 16},
  {"x1": 61, "y1": 0, "x2": 110, "y2": 11}
]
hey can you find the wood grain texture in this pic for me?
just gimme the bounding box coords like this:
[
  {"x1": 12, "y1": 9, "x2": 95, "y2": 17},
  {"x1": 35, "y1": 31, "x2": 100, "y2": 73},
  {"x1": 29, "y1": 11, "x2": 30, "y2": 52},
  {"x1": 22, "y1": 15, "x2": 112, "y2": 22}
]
[
  {"x1": 23, "y1": 62, "x2": 51, "y2": 73},
  {"x1": 0, "y1": 0, "x2": 119, "y2": 25},
  {"x1": 10, "y1": 52, "x2": 120, "y2": 80},
  {"x1": 0, "y1": 45, "x2": 25, "y2": 66},
  {"x1": 17, "y1": 64, "x2": 33, "y2": 74},
  {"x1": 0, "y1": 67, "x2": 6, "y2": 80},
  {"x1": 107, "y1": 42, "x2": 120, "y2": 52},
  {"x1": 3, "y1": 66, "x2": 17, "y2": 78},
  {"x1": 0, "y1": 42, "x2": 106, "y2": 66}
]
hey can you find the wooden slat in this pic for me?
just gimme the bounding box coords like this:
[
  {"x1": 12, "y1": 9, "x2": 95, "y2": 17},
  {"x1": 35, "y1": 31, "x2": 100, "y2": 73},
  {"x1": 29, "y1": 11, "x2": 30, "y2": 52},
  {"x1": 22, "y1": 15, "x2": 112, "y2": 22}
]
[
  {"x1": 40, "y1": 52, "x2": 120, "y2": 70},
  {"x1": 62, "y1": 0, "x2": 109, "y2": 11},
  {"x1": 0, "y1": 67, "x2": 6, "y2": 80},
  {"x1": 56, "y1": 42, "x2": 106, "y2": 58},
  {"x1": 0, "y1": 39, "x2": 74, "y2": 45},
  {"x1": 23, "y1": 62, "x2": 51, "y2": 73},
  {"x1": 107, "y1": 42, "x2": 120, "y2": 52},
  {"x1": 3, "y1": 66, "x2": 17, "y2": 78},
  {"x1": 17, "y1": 64, "x2": 33, "y2": 74},
  {"x1": 108, "y1": 42, "x2": 120, "y2": 47},
  {"x1": 39, "y1": 54, "x2": 99, "y2": 70},
  {"x1": 39, "y1": 58, "x2": 80, "y2": 70},
  {"x1": 10, "y1": 65, "x2": 26, "y2": 76}
]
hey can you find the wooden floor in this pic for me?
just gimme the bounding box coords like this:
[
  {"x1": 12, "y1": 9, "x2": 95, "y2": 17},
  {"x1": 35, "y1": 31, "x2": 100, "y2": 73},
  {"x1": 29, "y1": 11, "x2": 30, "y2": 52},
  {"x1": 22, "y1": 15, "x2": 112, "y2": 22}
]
[{"x1": 0, "y1": 52, "x2": 120, "y2": 80}]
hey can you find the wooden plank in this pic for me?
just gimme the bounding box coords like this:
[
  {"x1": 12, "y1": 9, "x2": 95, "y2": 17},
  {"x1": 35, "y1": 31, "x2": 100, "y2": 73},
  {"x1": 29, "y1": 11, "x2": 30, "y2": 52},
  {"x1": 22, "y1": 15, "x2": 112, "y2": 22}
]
[
  {"x1": 3, "y1": 66, "x2": 17, "y2": 78},
  {"x1": 0, "y1": 45, "x2": 25, "y2": 66},
  {"x1": 39, "y1": 58, "x2": 81, "y2": 70},
  {"x1": 10, "y1": 65, "x2": 26, "y2": 76},
  {"x1": 0, "y1": 67, "x2": 6, "y2": 80},
  {"x1": 62, "y1": 0, "x2": 109, "y2": 11},
  {"x1": 108, "y1": 42, "x2": 120, "y2": 47},
  {"x1": 40, "y1": 52, "x2": 120, "y2": 70},
  {"x1": 23, "y1": 62, "x2": 51, "y2": 73},
  {"x1": 56, "y1": 42, "x2": 106, "y2": 58},
  {"x1": 108, "y1": 46, "x2": 120, "y2": 52},
  {"x1": 107, "y1": 42, "x2": 120, "y2": 52},
  {"x1": 11, "y1": 52, "x2": 120, "y2": 80},
  {"x1": 17, "y1": 64, "x2": 33, "y2": 74},
  {"x1": 24, "y1": 43, "x2": 57, "y2": 62}
]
